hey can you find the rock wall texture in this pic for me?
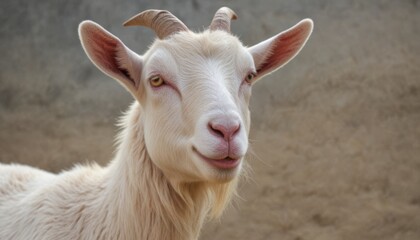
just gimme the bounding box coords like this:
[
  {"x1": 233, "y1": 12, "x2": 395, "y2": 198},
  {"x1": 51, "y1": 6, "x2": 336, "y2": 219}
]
[{"x1": 1, "y1": 0, "x2": 419, "y2": 239}]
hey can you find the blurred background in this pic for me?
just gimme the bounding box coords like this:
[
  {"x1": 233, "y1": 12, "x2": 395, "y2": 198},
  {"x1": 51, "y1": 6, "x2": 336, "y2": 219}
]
[{"x1": 1, "y1": 0, "x2": 419, "y2": 239}]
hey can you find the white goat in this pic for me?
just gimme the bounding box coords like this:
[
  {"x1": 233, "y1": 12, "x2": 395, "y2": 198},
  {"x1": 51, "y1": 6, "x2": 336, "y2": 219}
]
[{"x1": 0, "y1": 7, "x2": 313, "y2": 240}]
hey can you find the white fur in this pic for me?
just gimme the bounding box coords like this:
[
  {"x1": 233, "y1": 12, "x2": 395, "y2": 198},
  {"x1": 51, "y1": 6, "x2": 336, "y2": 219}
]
[{"x1": 0, "y1": 12, "x2": 313, "y2": 240}]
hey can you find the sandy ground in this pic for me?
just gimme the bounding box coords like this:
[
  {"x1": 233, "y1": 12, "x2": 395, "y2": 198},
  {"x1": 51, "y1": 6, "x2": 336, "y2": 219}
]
[{"x1": 1, "y1": 0, "x2": 420, "y2": 239}]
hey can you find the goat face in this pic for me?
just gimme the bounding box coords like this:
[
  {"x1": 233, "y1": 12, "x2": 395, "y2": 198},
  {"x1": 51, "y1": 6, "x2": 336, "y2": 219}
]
[
  {"x1": 139, "y1": 31, "x2": 253, "y2": 182},
  {"x1": 79, "y1": 9, "x2": 313, "y2": 183}
]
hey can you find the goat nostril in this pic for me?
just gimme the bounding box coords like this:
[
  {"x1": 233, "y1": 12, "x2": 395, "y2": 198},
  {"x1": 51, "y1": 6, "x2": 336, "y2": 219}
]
[
  {"x1": 208, "y1": 121, "x2": 240, "y2": 141},
  {"x1": 208, "y1": 123, "x2": 225, "y2": 138}
]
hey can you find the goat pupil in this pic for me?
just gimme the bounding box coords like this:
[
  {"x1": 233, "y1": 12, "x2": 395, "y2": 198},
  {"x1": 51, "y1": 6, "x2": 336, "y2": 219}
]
[{"x1": 247, "y1": 74, "x2": 253, "y2": 82}]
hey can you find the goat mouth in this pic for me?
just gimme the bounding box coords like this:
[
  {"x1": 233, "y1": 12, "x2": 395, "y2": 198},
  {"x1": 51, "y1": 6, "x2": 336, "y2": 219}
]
[{"x1": 192, "y1": 147, "x2": 240, "y2": 169}]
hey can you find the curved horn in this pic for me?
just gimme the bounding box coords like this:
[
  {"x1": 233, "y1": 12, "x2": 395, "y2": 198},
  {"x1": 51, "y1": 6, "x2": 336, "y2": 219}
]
[
  {"x1": 209, "y1": 7, "x2": 237, "y2": 32},
  {"x1": 123, "y1": 9, "x2": 188, "y2": 39}
]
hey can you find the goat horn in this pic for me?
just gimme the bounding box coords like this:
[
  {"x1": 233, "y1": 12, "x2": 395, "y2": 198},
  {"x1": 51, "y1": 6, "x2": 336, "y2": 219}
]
[
  {"x1": 209, "y1": 7, "x2": 237, "y2": 32},
  {"x1": 123, "y1": 10, "x2": 189, "y2": 39}
]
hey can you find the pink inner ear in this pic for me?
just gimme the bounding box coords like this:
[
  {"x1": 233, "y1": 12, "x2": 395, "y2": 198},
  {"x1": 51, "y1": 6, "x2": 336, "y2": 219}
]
[
  {"x1": 257, "y1": 24, "x2": 309, "y2": 75},
  {"x1": 85, "y1": 27, "x2": 132, "y2": 82}
]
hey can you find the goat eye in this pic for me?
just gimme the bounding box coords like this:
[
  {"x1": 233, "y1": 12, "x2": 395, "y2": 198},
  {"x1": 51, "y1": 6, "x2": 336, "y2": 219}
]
[
  {"x1": 150, "y1": 76, "x2": 164, "y2": 87},
  {"x1": 245, "y1": 73, "x2": 256, "y2": 84}
]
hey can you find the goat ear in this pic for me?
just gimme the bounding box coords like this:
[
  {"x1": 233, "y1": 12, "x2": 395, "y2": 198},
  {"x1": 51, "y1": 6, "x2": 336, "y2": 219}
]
[
  {"x1": 248, "y1": 19, "x2": 313, "y2": 81},
  {"x1": 78, "y1": 21, "x2": 142, "y2": 94}
]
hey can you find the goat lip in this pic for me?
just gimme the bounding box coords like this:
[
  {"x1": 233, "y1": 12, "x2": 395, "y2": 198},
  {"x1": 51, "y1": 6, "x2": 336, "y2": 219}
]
[{"x1": 193, "y1": 148, "x2": 240, "y2": 169}]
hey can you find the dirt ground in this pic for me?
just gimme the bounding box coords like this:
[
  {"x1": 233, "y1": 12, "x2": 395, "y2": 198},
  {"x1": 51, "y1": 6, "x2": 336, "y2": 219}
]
[{"x1": 1, "y1": 1, "x2": 420, "y2": 239}]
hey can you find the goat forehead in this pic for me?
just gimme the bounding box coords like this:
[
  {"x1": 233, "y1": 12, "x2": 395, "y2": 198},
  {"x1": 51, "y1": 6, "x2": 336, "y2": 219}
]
[{"x1": 152, "y1": 30, "x2": 245, "y2": 62}]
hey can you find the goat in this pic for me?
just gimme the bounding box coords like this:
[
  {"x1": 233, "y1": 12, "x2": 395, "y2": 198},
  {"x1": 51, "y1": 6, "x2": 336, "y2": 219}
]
[{"x1": 0, "y1": 7, "x2": 313, "y2": 240}]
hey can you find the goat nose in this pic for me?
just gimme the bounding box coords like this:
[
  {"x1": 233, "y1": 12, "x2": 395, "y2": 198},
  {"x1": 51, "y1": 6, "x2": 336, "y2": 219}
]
[{"x1": 208, "y1": 118, "x2": 240, "y2": 141}]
